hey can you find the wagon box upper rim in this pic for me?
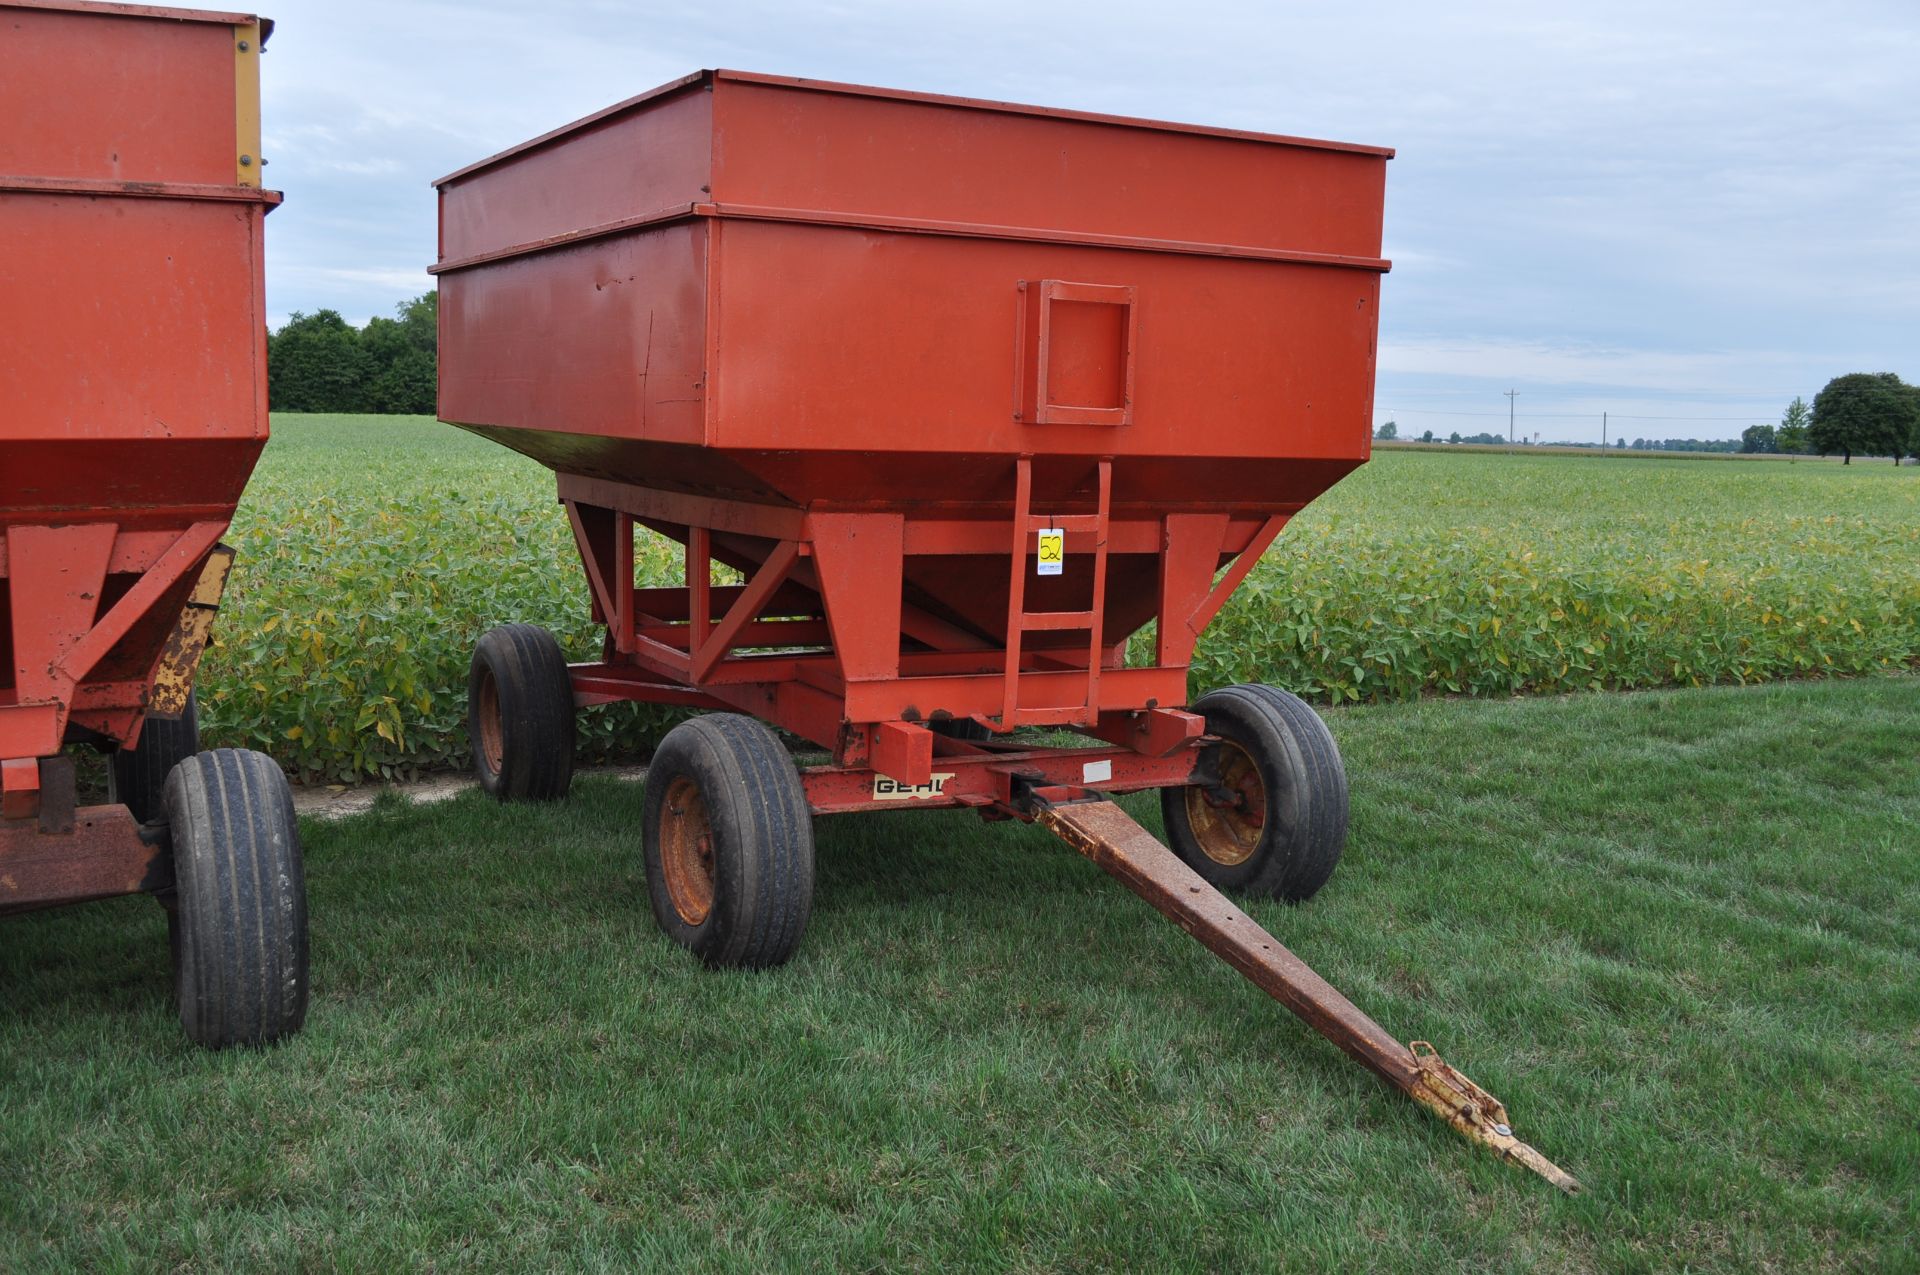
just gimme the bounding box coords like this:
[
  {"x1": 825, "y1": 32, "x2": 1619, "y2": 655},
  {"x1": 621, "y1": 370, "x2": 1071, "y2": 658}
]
[
  {"x1": 430, "y1": 67, "x2": 1396, "y2": 189},
  {"x1": 0, "y1": 0, "x2": 270, "y2": 33}
]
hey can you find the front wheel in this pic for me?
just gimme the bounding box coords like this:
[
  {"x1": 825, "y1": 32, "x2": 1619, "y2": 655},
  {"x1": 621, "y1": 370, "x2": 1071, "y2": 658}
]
[
  {"x1": 164, "y1": 748, "x2": 309, "y2": 1048},
  {"x1": 1159, "y1": 684, "x2": 1348, "y2": 902},
  {"x1": 642, "y1": 714, "x2": 815, "y2": 969}
]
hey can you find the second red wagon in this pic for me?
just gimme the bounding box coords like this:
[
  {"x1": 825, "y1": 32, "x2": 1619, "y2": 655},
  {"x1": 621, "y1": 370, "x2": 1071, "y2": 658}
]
[{"x1": 434, "y1": 70, "x2": 1576, "y2": 1190}]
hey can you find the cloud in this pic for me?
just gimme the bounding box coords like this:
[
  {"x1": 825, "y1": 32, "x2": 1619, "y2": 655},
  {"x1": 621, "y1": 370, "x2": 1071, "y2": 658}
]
[
  {"x1": 251, "y1": 0, "x2": 1920, "y2": 438},
  {"x1": 1379, "y1": 339, "x2": 1796, "y2": 395}
]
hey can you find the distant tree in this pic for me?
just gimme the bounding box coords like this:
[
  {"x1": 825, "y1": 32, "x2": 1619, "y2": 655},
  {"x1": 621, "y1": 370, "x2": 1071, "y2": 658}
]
[
  {"x1": 1614, "y1": 438, "x2": 1625, "y2": 449},
  {"x1": 267, "y1": 310, "x2": 370, "y2": 412},
  {"x1": 1776, "y1": 396, "x2": 1811, "y2": 454},
  {"x1": 362, "y1": 293, "x2": 438, "y2": 414},
  {"x1": 1624, "y1": 436, "x2": 1740, "y2": 454},
  {"x1": 1740, "y1": 423, "x2": 1778, "y2": 454},
  {"x1": 1374, "y1": 420, "x2": 1398, "y2": 440},
  {"x1": 1449, "y1": 431, "x2": 1462, "y2": 444},
  {"x1": 268, "y1": 293, "x2": 438, "y2": 414},
  {"x1": 1419, "y1": 429, "x2": 1435, "y2": 443},
  {"x1": 1810, "y1": 373, "x2": 1919, "y2": 465}
]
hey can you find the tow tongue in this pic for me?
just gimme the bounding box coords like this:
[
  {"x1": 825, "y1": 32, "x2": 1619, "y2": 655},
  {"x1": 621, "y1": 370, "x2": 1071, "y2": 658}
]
[{"x1": 1028, "y1": 792, "x2": 1581, "y2": 1195}]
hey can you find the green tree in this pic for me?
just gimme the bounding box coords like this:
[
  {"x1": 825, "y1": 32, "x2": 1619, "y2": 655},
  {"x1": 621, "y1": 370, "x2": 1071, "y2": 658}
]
[
  {"x1": 1810, "y1": 373, "x2": 1919, "y2": 465},
  {"x1": 1374, "y1": 420, "x2": 1398, "y2": 440},
  {"x1": 267, "y1": 293, "x2": 439, "y2": 414},
  {"x1": 362, "y1": 294, "x2": 438, "y2": 414},
  {"x1": 1419, "y1": 429, "x2": 1434, "y2": 443},
  {"x1": 267, "y1": 310, "x2": 370, "y2": 412},
  {"x1": 1776, "y1": 396, "x2": 1811, "y2": 454},
  {"x1": 1740, "y1": 423, "x2": 1778, "y2": 454}
]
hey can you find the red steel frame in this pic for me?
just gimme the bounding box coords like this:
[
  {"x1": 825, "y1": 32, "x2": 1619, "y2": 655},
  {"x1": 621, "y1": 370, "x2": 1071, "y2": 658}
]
[
  {"x1": 434, "y1": 70, "x2": 1388, "y2": 821},
  {"x1": 1, "y1": 0, "x2": 275, "y2": 912},
  {"x1": 559, "y1": 457, "x2": 1288, "y2": 815}
]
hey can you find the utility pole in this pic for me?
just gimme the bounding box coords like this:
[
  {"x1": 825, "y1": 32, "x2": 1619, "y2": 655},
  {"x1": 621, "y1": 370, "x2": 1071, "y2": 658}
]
[
  {"x1": 1603, "y1": 411, "x2": 1608, "y2": 448},
  {"x1": 1504, "y1": 389, "x2": 1518, "y2": 445}
]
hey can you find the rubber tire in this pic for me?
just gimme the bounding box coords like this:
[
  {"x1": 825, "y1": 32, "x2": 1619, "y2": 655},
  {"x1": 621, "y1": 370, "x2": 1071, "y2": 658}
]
[
  {"x1": 1159, "y1": 684, "x2": 1349, "y2": 902},
  {"x1": 642, "y1": 714, "x2": 815, "y2": 969},
  {"x1": 163, "y1": 748, "x2": 309, "y2": 1048},
  {"x1": 109, "y1": 693, "x2": 200, "y2": 823},
  {"x1": 468, "y1": 623, "x2": 576, "y2": 802}
]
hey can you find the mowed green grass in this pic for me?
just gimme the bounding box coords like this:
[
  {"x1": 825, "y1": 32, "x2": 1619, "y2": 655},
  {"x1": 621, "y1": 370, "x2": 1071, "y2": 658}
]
[
  {"x1": 200, "y1": 415, "x2": 1920, "y2": 781},
  {"x1": 4, "y1": 677, "x2": 1916, "y2": 1271}
]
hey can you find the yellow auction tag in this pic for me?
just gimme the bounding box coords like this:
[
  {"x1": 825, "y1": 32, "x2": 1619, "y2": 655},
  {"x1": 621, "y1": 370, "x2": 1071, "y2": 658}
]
[{"x1": 1036, "y1": 527, "x2": 1065, "y2": 576}]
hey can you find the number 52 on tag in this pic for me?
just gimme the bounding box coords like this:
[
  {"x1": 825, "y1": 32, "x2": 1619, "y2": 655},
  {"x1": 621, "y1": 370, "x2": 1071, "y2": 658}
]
[{"x1": 1036, "y1": 527, "x2": 1065, "y2": 576}]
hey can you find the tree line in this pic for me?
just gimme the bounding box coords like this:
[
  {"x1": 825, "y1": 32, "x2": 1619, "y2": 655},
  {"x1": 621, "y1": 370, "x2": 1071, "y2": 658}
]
[
  {"x1": 267, "y1": 293, "x2": 437, "y2": 414},
  {"x1": 1375, "y1": 422, "x2": 1738, "y2": 450},
  {"x1": 267, "y1": 303, "x2": 1920, "y2": 464},
  {"x1": 1375, "y1": 373, "x2": 1920, "y2": 464}
]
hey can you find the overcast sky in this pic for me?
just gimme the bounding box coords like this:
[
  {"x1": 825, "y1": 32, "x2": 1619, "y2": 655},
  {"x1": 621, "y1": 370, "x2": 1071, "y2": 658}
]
[{"x1": 256, "y1": 0, "x2": 1919, "y2": 442}]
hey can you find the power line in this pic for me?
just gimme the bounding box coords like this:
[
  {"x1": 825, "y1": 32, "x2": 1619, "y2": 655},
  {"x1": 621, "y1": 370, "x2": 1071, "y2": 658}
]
[
  {"x1": 1605, "y1": 413, "x2": 1770, "y2": 421},
  {"x1": 1377, "y1": 408, "x2": 1766, "y2": 422},
  {"x1": 1377, "y1": 386, "x2": 1810, "y2": 400}
]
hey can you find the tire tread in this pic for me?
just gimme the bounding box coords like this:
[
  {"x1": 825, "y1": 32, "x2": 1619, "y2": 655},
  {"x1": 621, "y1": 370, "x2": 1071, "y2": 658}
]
[
  {"x1": 110, "y1": 694, "x2": 200, "y2": 823},
  {"x1": 469, "y1": 623, "x2": 576, "y2": 802},
  {"x1": 1159, "y1": 683, "x2": 1349, "y2": 902},
  {"x1": 164, "y1": 748, "x2": 308, "y2": 1048},
  {"x1": 643, "y1": 714, "x2": 814, "y2": 969}
]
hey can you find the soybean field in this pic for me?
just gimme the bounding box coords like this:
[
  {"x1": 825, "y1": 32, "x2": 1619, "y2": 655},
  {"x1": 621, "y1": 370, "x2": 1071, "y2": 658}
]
[{"x1": 201, "y1": 416, "x2": 1920, "y2": 781}]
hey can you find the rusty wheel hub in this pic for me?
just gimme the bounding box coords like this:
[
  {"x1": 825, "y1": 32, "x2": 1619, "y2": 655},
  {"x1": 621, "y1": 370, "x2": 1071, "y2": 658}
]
[
  {"x1": 660, "y1": 775, "x2": 717, "y2": 925},
  {"x1": 1184, "y1": 739, "x2": 1267, "y2": 866},
  {"x1": 474, "y1": 665, "x2": 505, "y2": 774}
]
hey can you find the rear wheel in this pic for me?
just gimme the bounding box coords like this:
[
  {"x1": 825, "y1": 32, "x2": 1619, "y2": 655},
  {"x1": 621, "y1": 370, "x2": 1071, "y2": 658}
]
[
  {"x1": 109, "y1": 693, "x2": 199, "y2": 823},
  {"x1": 164, "y1": 748, "x2": 309, "y2": 1048},
  {"x1": 468, "y1": 623, "x2": 576, "y2": 802},
  {"x1": 1159, "y1": 684, "x2": 1348, "y2": 902},
  {"x1": 642, "y1": 714, "x2": 814, "y2": 969}
]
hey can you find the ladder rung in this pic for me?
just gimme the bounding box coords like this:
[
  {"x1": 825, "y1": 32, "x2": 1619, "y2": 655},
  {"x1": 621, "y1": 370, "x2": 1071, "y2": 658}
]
[
  {"x1": 1019, "y1": 610, "x2": 1096, "y2": 631},
  {"x1": 1025, "y1": 513, "x2": 1102, "y2": 532}
]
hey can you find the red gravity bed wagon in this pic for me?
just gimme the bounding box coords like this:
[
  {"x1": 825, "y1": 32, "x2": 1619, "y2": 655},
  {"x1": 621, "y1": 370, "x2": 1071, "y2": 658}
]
[
  {"x1": 0, "y1": 0, "x2": 306, "y2": 1048},
  {"x1": 434, "y1": 70, "x2": 1575, "y2": 1189}
]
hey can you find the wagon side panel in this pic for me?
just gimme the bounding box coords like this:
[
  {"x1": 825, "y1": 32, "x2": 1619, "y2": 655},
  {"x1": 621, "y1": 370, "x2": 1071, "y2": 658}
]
[
  {"x1": 437, "y1": 219, "x2": 712, "y2": 452},
  {"x1": 706, "y1": 219, "x2": 1381, "y2": 478}
]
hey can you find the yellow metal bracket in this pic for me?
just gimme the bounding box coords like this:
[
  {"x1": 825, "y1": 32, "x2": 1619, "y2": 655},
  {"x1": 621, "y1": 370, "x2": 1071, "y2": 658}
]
[
  {"x1": 233, "y1": 21, "x2": 262, "y2": 186},
  {"x1": 149, "y1": 543, "x2": 236, "y2": 718},
  {"x1": 1405, "y1": 1041, "x2": 1582, "y2": 1193}
]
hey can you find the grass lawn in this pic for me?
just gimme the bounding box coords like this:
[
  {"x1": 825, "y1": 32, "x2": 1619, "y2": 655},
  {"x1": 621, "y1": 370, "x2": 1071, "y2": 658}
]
[{"x1": 5, "y1": 676, "x2": 1917, "y2": 1271}]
